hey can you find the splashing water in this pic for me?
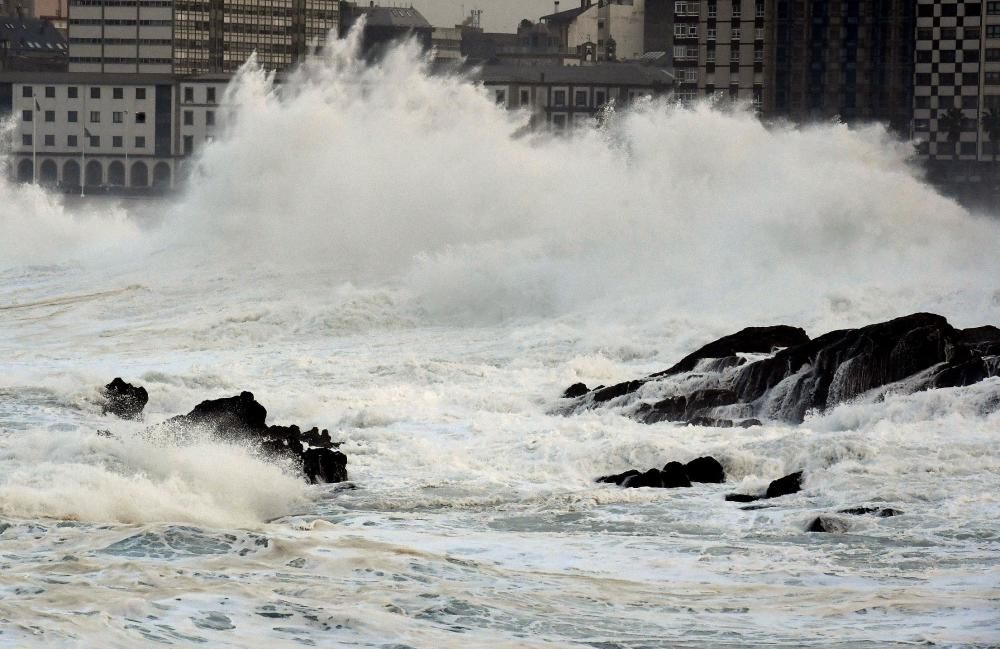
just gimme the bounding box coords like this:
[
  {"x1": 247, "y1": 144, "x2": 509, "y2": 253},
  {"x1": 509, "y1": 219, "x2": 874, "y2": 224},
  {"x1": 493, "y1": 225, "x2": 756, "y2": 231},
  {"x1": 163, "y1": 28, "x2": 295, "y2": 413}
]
[{"x1": 0, "y1": 34, "x2": 998, "y2": 648}]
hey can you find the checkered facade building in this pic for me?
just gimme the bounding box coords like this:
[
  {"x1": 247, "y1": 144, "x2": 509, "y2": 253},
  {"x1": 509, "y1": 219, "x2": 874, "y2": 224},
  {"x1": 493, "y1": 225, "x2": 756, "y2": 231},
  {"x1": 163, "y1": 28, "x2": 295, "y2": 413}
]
[{"x1": 914, "y1": 0, "x2": 1000, "y2": 160}]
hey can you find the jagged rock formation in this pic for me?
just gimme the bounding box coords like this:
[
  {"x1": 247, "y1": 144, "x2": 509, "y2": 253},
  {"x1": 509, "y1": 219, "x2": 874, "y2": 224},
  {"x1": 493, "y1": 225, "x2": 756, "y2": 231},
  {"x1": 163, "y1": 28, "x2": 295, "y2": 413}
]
[
  {"x1": 165, "y1": 391, "x2": 347, "y2": 484},
  {"x1": 807, "y1": 508, "x2": 901, "y2": 533},
  {"x1": 562, "y1": 314, "x2": 1000, "y2": 425},
  {"x1": 101, "y1": 378, "x2": 149, "y2": 420}
]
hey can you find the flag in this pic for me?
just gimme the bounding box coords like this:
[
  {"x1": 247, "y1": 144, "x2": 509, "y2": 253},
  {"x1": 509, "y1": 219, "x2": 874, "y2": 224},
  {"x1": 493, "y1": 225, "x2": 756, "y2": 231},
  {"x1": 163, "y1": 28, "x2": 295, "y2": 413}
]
[
  {"x1": 34, "y1": 99, "x2": 40, "y2": 111},
  {"x1": 84, "y1": 128, "x2": 93, "y2": 138}
]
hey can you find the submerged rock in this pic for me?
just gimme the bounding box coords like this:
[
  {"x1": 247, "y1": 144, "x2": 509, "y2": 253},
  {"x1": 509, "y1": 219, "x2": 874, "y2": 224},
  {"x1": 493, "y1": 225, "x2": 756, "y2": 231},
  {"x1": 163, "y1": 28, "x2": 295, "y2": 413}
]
[
  {"x1": 562, "y1": 383, "x2": 590, "y2": 399},
  {"x1": 165, "y1": 392, "x2": 347, "y2": 484},
  {"x1": 102, "y1": 378, "x2": 148, "y2": 420},
  {"x1": 806, "y1": 516, "x2": 849, "y2": 534},
  {"x1": 839, "y1": 507, "x2": 902, "y2": 518},
  {"x1": 598, "y1": 456, "x2": 721, "y2": 489}
]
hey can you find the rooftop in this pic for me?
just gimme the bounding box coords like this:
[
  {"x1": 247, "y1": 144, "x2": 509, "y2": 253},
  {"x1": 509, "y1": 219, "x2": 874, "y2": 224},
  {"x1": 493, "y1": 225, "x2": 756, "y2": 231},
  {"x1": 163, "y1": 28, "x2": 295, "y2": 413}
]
[{"x1": 0, "y1": 16, "x2": 66, "y2": 53}]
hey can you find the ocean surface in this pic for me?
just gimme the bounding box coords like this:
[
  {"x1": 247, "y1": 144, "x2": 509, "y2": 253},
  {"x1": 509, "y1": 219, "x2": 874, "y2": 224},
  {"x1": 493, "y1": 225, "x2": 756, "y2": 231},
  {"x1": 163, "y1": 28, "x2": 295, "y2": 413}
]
[{"x1": 1, "y1": 40, "x2": 999, "y2": 647}]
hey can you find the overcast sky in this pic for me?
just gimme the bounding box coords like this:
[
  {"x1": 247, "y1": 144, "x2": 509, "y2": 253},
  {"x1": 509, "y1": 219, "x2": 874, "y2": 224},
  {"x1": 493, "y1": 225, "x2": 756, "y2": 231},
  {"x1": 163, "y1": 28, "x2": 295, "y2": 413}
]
[{"x1": 410, "y1": 0, "x2": 557, "y2": 32}]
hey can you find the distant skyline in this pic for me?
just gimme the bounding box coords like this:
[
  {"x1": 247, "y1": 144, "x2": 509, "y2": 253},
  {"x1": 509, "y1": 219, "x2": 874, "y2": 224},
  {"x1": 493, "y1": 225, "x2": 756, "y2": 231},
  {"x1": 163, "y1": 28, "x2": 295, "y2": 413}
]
[{"x1": 411, "y1": 0, "x2": 554, "y2": 32}]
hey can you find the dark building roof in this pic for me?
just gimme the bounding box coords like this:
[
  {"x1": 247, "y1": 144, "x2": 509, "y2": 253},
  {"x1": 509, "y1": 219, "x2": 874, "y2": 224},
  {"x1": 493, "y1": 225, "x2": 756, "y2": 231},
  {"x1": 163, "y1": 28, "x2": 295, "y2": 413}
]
[
  {"x1": 540, "y1": 5, "x2": 590, "y2": 24},
  {"x1": 474, "y1": 63, "x2": 674, "y2": 87},
  {"x1": 344, "y1": 5, "x2": 431, "y2": 30},
  {"x1": 0, "y1": 15, "x2": 65, "y2": 53},
  {"x1": 0, "y1": 70, "x2": 173, "y2": 84}
]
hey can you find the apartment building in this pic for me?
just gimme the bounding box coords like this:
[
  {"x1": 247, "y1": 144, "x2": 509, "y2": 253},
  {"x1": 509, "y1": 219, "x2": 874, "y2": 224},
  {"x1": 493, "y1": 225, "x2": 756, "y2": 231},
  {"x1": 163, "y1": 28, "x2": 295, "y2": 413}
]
[
  {"x1": 768, "y1": 0, "x2": 914, "y2": 133},
  {"x1": 1, "y1": 71, "x2": 176, "y2": 188},
  {"x1": 541, "y1": 0, "x2": 661, "y2": 63},
  {"x1": 477, "y1": 62, "x2": 673, "y2": 128},
  {"x1": 671, "y1": 0, "x2": 771, "y2": 108},
  {"x1": 67, "y1": 0, "x2": 173, "y2": 73},
  {"x1": 913, "y1": 0, "x2": 1000, "y2": 163}
]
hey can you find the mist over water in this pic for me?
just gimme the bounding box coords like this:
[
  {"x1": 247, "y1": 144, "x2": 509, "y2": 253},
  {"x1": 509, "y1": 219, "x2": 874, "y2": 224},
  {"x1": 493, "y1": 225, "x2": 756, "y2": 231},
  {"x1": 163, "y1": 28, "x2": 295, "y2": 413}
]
[{"x1": 1, "y1": 34, "x2": 999, "y2": 648}]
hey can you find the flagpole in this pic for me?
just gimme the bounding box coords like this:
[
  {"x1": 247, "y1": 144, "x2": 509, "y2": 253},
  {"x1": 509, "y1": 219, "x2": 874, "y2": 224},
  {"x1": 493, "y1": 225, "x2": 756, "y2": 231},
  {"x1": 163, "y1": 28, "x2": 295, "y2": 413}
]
[
  {"x1": 81, "y1": 93, "x2": 86, "y2": 198},
  {"x1": 32, "y1": 99, "x2": 38, "y2": 184}
]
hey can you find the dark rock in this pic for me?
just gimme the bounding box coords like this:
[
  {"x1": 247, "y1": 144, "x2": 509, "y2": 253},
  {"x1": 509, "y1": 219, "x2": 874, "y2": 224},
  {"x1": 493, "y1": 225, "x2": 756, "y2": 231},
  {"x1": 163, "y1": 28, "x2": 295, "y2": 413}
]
[
  {"x1": 96, "y1": 429, "x2": 113, "y2": 438},
  {"x1": 685, "y1": 456, "x2": 725, "y2": 483},
  {"x1": 957, "y1": 325, "x2": 1000, "y2": 355},
  {"x1": 596, "y1": 469, "x2": 640, "y2": 486},
  {"x1": 688, "y1": 416, "x2": 734, "y2": 428},
  {"x1": 562, "y1": 383, "x2": 590, "y2": 399},
  {"x1": 652, "y1": 325, "x2": 810, "y2": 377},
  {"x1": 725, "y1": 493, "x2": 761, "y2": 503},
  {"x1": 733, "y1": 313, "x2": 958, "y2": 423},
  {"x1": 839, "y1": 507, "x2": 902, "y2": 518},
  {"x1": 302, "y1": 448, "x2": 348, "y2": 484},
  {"x1": 102, "y1": 378, "x2": 148, "y2": 420},
  {"x1": 929, "y1": 356, "x2": 995, "y2": 389},
  {"x1": 622, "y1": 468, "x2": 663, "y2": 489},
  {"x1": 806, "y1": 516, "x2": 849, "y2": 533},
  {"x1": 592, "y1": 380, "x2": 646, "y2": 404},
  {"x1": 168, "y1": 391, "x2": 267, "y2": 437},
  {"x1": 165, "y1": 392, "x2": 346, "y2": 484},
  {"x1": 660, "y1": 461, "x2": 692, "y2": 488},
  {"x1": 739, "y1": 504, "x2": 775, "y2": 511},
  {"x1": 765, "y1": 471, "x2": 803, "y2": 499}
]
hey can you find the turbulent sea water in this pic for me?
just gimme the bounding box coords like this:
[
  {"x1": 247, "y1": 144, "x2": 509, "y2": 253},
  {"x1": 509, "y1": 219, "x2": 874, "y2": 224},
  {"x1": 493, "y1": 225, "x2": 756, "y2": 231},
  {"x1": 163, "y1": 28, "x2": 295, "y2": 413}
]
[{"x1": 1, "y1": 39, "x2": 999, "y2": 648}]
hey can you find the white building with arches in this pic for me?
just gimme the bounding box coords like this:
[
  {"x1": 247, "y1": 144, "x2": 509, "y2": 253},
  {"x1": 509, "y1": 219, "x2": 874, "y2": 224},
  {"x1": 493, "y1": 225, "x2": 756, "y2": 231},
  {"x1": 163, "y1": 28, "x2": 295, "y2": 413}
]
[{"x1": 1, "y1": 71, "x2": 179, "y2": 192}]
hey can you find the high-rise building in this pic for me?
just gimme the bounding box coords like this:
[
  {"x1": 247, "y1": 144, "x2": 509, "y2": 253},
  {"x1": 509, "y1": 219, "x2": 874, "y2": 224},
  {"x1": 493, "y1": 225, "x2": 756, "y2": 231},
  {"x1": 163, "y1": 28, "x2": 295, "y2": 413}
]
[
  {"x1": 913, "y1": 0, "x2": 1000, "y2": 164},
  {"x1": 768, "y1": 0, "x2": 914, "y2": 133},
  {"x1": 67, "y1": 0, "x2": 173, "y2": 73},
  {"x1": 68, "y1": 0, "x2": 338, "y2": 75},
  {"x1": 670, "y1": 0, "x2": 771, "y2": 108}
]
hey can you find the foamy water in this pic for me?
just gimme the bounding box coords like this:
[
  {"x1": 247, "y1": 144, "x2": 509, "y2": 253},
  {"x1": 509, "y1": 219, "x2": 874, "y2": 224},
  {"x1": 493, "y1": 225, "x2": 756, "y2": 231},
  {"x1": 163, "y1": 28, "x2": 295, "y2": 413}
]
[{"x1": 1, "y1": 36, "x2": 999, "y2": 648}]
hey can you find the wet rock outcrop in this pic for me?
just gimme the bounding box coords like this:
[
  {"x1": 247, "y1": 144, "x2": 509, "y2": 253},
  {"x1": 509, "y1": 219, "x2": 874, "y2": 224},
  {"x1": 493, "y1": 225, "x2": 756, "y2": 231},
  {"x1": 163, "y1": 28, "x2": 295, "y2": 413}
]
[
  {"x1": 102, "y1": 378, "x2": 148, "y2": 420},
  {"x1": 807, "y1": 508, "x2": 901, "y2": 533},
  {"x1": 563, "y1": 314, "x2": 1000, "y2": 425},
  {"x1": 725, "y1": 471, "x2": 803, "y2": 502},
  {"x1": 597, "y1": 456, "x2": 724, "y2": 489},
  {"x1": 165, "y1": 391, "x2": 347, "y2": 484}
]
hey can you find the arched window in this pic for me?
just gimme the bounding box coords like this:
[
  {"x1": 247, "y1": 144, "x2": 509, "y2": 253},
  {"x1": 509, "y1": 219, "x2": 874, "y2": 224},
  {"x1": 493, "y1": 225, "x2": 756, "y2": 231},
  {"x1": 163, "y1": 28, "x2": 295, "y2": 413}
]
[
  {"x1": 17, "y1": 159, "x2": 33, "y2": 183},
  {"x1": 130, "y1": 161, "x2": 148, "y2": 187},
  {"x1": 39, "y1": 159, "x2": 58, "y2": 185},
  {"x1": 108, "y1": 161, "x2": 126, "y2": 186},
  {"x1": 152, "y1": 162, "x2": 171, "y2": 188},
  {"x1": 85, "y1": 160, "x2": 103, "y2": 186},
  {"x1": 63, "y1": 160, "x2": 81, "y2": 187}
]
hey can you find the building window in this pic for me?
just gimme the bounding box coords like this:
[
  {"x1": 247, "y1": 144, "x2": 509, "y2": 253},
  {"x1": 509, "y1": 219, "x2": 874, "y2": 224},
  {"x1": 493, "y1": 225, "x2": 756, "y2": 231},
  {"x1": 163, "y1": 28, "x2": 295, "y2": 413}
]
[
  {"x1": 917, "y1": 28, "x2": 932, "y2": 41},
  {"x1": 988, "y1": 25, "x2": 1000, "y2": 39},
  {"x1": 206, "y1": 110, "x2": 215, "y2": 126},
  {"x1": 68, "y1": 86, "x2": 78, "y2": 99},
  {"x1": 22, "y1": 86, "x2": 32, "y2": 98},
  {"x1": 495, "y1": 89, "x2": 506, "y2": 105},
  {"x1": 990, "y1": 1, "x2": 1000, "y2": 15},
  {"x1": 520, "y1": 89, "x2": 530, "y2": 105},
  {"x1": 90, "y1": 111, "x2": 100, "y2": 123},
  {"x1": 89, "y1": 135, "x2": 99, "y2": 147},
  {"x1": 68, "y1": 134, "x2": 77, "y2": 147},
  {"x1": 553, "y1": 90, "x2": 567, "y2": 106},
  {"x1": 113, "y1": 111, "x2": 124, "y2": 123},
  {"x1": 732, "y1": 2, "x2": 741, "y2": 18},
  {"x1": 45, "y1": 86, "x2": 55, "y2": 98},
  {"x1": 755, "y1": 27, "x2": 764, "y2": 41},
  {"x1": 966, "y1": 27, "x2": 981, "y2": 40},
  {"x1": 595, "y1": 90, "x2": 606, "y2": 106},
  {"x1": 22, "y1": 133, "x2": 31, "y2": 146},
  {"x1": 916, "y1": 96, "x2": 931, "y2": 108},
  {"x1": 987, "y1": 71, "x2": 1000, "y2": 85},
  {"x1": 941, "y1": 28, "x2": 957, "y2": 41},
  {"x1": 113, "y1": 135, "x2": 123, "y2": 148},
  {"x1": 113, "y1": 87, "x2": 124, "y2": 99},
  {"x1": 91, "y1": 87, "x2": 101, "y2": 99},
  {"x1": 207, "y1": 87, "x2": 216, "y2": 103},
  {"x1": 574, "y1": 90, "x2": 587, "y2": 107},
  {"x1": 136, "y1": 112, "x2": 146, "y2": 124},
  {"x1": 707, "y1": 27, "x2": 717, "y2": 39},
  {"x1": 706, "y1": 47, "x2": 716, "y2": 62},
  {"x1": 987, "y1": 49, "x2": 1000, "y2": 61},
  {"x1": 184, "y1": 110, "x2": 194, "y2": 125},
  {"x1": 755, "y1": 1, "x2": 764, "y2": 17},
  {"x1": 917, "y1": 50, "x2": 932, "y2": 63},
  {"x1": 552, "y1": 114, "x2": 567, "y2": 129},
  {"x1": 184, "y1": 134, "x2": 193, "y2": 154},
  {"x1": 68, "y1": 110, "x2": 78, "y2": 123},
  {"x1": 22, "y1": 109, "x2": 32, "y2": 122},
  {"x1": 44, "y1": 110, "x2": 54, "y2": 122},
  {"x1": 732, "y1": 28, "x2": 741, "y2": 40},
  {"x1": 707, "y1": 2, "x2": 716, "y2": 17},
  {"x1": 135, "y1": 136, "x2": 145, "y2": 148},
  {"x1": 44, "y1": 134, "x2": 54, "y2": 146},
  {"x1": 730, "y1": 48, "x2": 741, "y2": 62},
  {"x1": 184, "y1": 87, "x2": 194, "y2": 102}
]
